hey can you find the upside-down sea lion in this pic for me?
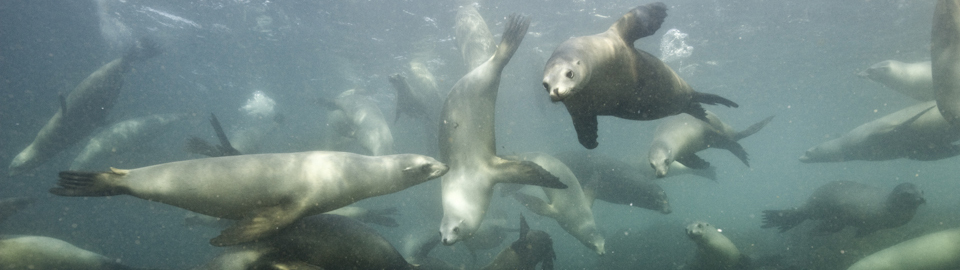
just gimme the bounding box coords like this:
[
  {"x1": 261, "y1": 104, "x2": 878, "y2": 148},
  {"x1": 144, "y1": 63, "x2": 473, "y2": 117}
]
[
  {"x1": 541, "y1": 2, "x2": 738, "y2": 149},
  {"x1": 648, "y1": 111, "x2": 773, "y2": 177},
  {"x1": 481, "y1": 216, "x2": 556, "y2": 270},
  {"x1": 50, "y1": 151, "x2": 448, "y2": 246},
  {"x1": 318, "y1": 88, "x2": 394, "y2": 156},
  {"x1": 0, "y1": 235, "x2": 148, "y2": 270},
  {"x1": 9, "y1": 38, "x2": 160, "y2": 176},
  {"x1": 686, "y1": 221, "x2": 750, "y2": 270},
  {"x1": 933, "y1": 0, "x2": 960, "y2": 128},
  {"x1": 846, "y1": 227, "x2": 960, "y2": 270},
  {"x1": 800, "y1": 101, "x2": 960, "y2": 163},
  {"x1": 510, "y1": 152, "x2": 605, "y2": 255},
  {"x1": 71, "y1": 113, "x2": 190, "y2": 170},
  {"x1": 761, "y1": 181, "x2": 925, "y2": 237},
  {"x1": 438, "y1": 14, "x2": 566, "y2": 245},
  {"x1": 859, "y1": 60, "x2": 933, "y2": 101}
]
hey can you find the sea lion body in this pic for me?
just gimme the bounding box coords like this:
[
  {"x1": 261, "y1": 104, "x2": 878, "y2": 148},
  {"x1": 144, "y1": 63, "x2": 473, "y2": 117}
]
[
  {"x1": 455, "y1": 4, "x2": 496, "y2": 71},
  {"x1": 9, "y1": 39, "x2": 159, "y2": 176},
  {"x1": 51, "y1": 151, "x2": 448, "y2": 246},
  {"x1": 0, "y1": 235, "x2": 142, "y2": 270},
  {"x1": 481, "y1": 216, "x2": 556, "y2": 270},
  {"x1": 438, "y1": 15, "x2": 566, "y2": 245},
  {"x1": 859, "y1": 60, "x2": 933, "y2": 101},
  {"x1": 762, "y1": 181, "x2": 925, "y2": 236},
  {"x1": 648, "y1": 112, "x2": 773, "y2": 177},
  {"x1": 71, "y1": 113, "x2": 190, "y2": 170},
  {"x1": 553, "y1": 151, "x2": 671, "y2": 213},
  {"x1": 846, "y1": 227, "x2": 960, "y2": 270},
  {"x1": 800, "y1": 101, "x2": 960, "y2": 162},
  {"x1": 271, "y1": 214, "x2": 414, "y2": 270},
  {"x1": 511, "y1": 152, "x2": 605, "y2": 255},
  {"x1": 542, "y1": 3, "x2": 737, "y2": 149},
  {"x1": 686, "y1": 222, "x2": 747, "y2": 270},
  {"x1": 933, "y1": 0, "x2": 960, "y2": 127}
]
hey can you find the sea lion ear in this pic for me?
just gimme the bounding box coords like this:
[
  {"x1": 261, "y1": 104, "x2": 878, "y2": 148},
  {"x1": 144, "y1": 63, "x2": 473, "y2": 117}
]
[{"x1": 575, "y1": 60, "x2": 580, "y2": 65}]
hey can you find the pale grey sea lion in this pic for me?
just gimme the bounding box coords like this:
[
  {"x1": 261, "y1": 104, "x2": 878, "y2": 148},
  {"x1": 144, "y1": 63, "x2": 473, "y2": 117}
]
[
  {"x1": 0, "y1": 235, "x2": 149, "y2": 270},
  {"x1": 648, "y1": 112, "x2": 773, "y2": 177},
  {"x1": 70, "y1": 113, "x2": 190, "y2": 170},
  {"x1": 932, "y1": 0, "x2": 960, "y2": 127},
  {"x1": 859, "y1": 60, "x2": 933, "y2": 101},
  {"x1": 455, "y1": 3, "x2": 496, "y2": 71},
  {"x1": 846, "y1": 227, "x2": 960, "y2": 270},
  {"x1": 686, "y1": 221, "x2": 749, "y2": 270}
]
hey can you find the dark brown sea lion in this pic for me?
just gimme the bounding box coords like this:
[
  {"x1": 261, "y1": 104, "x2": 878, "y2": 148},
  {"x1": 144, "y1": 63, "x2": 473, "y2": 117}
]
[{"x1": 481, "y1": 216, "x2": 556, "y2": 270}]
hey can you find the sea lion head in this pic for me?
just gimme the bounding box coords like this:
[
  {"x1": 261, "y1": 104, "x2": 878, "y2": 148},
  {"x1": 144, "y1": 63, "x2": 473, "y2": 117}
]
[
  {"x1": 685, "y1": 221, "x2": 716, "y2": 240},
  {"x1": 648, "y1": 144, "x2": 674, "y2": 177},
  {"x1": 888, "y1": 183, "x2": 926, "y2": 209},
  {"x1": 799, "y1": 139, "x2": 844, "y2": 163},
  {"x1": 400, "y1": 155, "x2": 449, "y2": 181},
  {"x1": 439, "y1": 217, "x2": 471, "y2": 246},
  {"x1": 542, "y1": 54, "x2": 588, "y2": 102},
  {"x1": 585, "y1": 231, "x2": 606, "y2": 255}
]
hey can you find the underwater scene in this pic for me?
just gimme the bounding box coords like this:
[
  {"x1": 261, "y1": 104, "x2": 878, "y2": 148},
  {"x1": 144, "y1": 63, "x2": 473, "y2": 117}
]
[{"x1": 1, "y1": 0, "x2": 959, "y2": 269}]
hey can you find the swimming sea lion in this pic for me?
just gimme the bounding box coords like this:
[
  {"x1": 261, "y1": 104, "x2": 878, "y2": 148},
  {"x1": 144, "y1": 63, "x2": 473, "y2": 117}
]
[
  {"x1": 648, "y1": 112, "x2": 773, "y2": 177},
  {"x1": 686, "y1": 221, "x2": 749, "y2": 270},
  {"x1": 438, "y1": 14, "x2": 566, "y2": 245},
  {"x1": 0, "y1": 197, "x2": 34, "y2": 224},
  {"x1": 859, "y1": 60, "x2": 933, "y2": 101},
  {"x1": 9, "y1": 38, "x2": 160, "y2": 176},
  {"x1": 270, "y1": 214, "x2": 414, "y2": 270},
  {"x1": 0, "y1": 235, "x2": 148, "y2": 270},
  {"x1": 932, "y1": 0, "x2": 960, "y2": 128},
  {"x1": 541, "y1": 2, "x2": 738, "y2": 149},
  {"x1": 553, "y1": 151, "x2": 672, "y2": 213},
  {"x1": 846, "y1": 227, "x2": 960, "y2": 270},
  {"x1": 50, "y1": 151, "x2": 448, "y2": 246},
  {"x1": 70, "y1": 113, "x2": 190, "y2": 170},
  {"x1": 800, "y1": 101, "x2": 960, "y2": 163},
  {"x1": 455, "y1": 3, "x2": 496, "y2": 71},
  {"x1": 761, "y1": 181, "x2": 925, "y2": 237},
  {"x1": 481, "y1": 215, "x2": 556, "y2": 270},
  {"x1": 510, "y1": 152, "x2": 605, "y2": 255},
  {"x1": 319, "y1": 88, "x2": 394, "y2": 156}
]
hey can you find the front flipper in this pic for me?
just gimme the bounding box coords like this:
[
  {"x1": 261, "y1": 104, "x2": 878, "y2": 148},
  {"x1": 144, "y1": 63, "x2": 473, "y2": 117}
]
[
  {"x1": 492, "y1": 157, "x2": 567, "y2": 189},
  {"x1": 513, "y1": 191, "x2": 559, "y2": 219},
  {"x1": 570, "y1": 112, "x2": 599, "y2": 149},
  {"x1": 210, "y1": 202, "x2": 308, "y2": 246},
  {"x1": 675, "y1": 154, "x2": 710, "y2": 169}
]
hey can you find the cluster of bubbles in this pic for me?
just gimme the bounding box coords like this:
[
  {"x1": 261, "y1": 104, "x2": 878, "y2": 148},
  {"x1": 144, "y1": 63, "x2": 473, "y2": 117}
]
[{"x1": 659, "y1": 28, "x2": 693, "y2": 63}]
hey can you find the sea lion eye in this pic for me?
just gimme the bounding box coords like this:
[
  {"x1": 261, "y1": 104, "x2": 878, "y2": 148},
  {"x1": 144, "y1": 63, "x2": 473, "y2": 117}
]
[
  {"x1": 566, "y1": 70, "x2": 574, "y2": 79},
  {"x1": 542, "y1": 82, "x2": 550, "y2": 92},
  {"x1": 453, "y1": 227, "x2": 460, "y2": 233}
]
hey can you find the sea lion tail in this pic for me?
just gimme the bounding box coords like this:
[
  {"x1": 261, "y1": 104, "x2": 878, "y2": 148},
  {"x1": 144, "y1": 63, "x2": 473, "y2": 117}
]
[
  {"x1": 490, "y1": 14, "x2": 529, "y2": 66},
  {"x1": 49, "y1": 168, "x2": 130, "y2": 197},
  {"x1": 733, "y1": 115, "x2": 775, "y2": 141},
  {"x1": 614, "y1": 2, "x2": 668, "y2": 44},
  {"x1": 760, "y1": 208, "x2": 806, "y2": 233}
]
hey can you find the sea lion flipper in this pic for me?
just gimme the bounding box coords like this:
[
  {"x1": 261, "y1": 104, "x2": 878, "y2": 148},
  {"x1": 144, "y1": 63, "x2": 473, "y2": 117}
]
[
  {"x1": 733, "y1": 115, "x2": 775, "y2": 141},
  {"x1": 612, "y1": 2, "x2": 668, "y2": 44},
  {"x1": 675, "y1": 154, "x2": 710, "y2": 170},
  {"x1": 208, "y1": 113, "x2": 241, "y2": 156},
  {"x1": 211, "y1": 203, "x2": 307, "y2": 246},
  {"x1": 709, "y1": 135, "x2": 750, "y2": 167},
  {"x1": 691, "y1": 92, "x2": 739, "y2": 108},
  {"x1": 184, "y1": 136, "x2": 220, "y2": 157},
  {"x1": 571, "y1": 113, "x2": 599, "y2": 149},
  {"x1": 513, "y1": 191, "x2": 559, "y2": 218},
  {"x1": 50, "y1": 170, "x2": 128, "y2": 197},
  {"x1": 492, "y1": 158, "x2": 567, "y2": 189}
]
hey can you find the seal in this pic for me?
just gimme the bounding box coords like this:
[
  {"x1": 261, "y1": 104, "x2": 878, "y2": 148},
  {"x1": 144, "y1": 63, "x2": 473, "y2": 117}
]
[
  {"x1": 49, "y1": 151, "x2": 448, "y2": 246},
  {"x1": 932, "y1": 0, "x2": 960, "y2": 128},
  {"x1": 71, "y1": 113, "x2": 190, "y2": 170},
  {"x1": 438, "y1": 14, "x2": 566, "y2": 246},
  {"x1": 553, "y1": 151, "x2": 672, "y2": 213},
  {"x1": 0, "y1": 197, "x2": 34, "y2": 225},
  {"x1": 859, "y1": 60, "x2": 933, "y2": 101},
  {"x1": 9, "y1": 38, "x2": 160, "y2": 176},
  {"x1": 481, "y1": 215, "x2": 556, "y2": 270},
  {"x1": 685, "y1": 221, "x2": 749, "y2": 270},
  {"x1": 648, "y1": 112, "x2": 773, "y2": 177},
  {"x1": 800, "y1": 101, "x2": 960, "y2": 163},
  {"x1": 761, "y1": 181, "x2": 925, "y2": 236},
  {"x1": 541, "y1": 2, "x2": 738, "y2": 149},
  {"x1": 846, "y1": 227, "x2": 960, "y2": 270},
  {"x1": 455, "y1": 3, "x2": 496, "y2": 71},
  {"x1": 318, "y1": 88, "x2": 394, "y2": 156},
  {"x1": 510, "y1": 152, "x2": 605, "y2": 255},
  {"x1": 0, "y1": 235, "x2": 148, "y2": 270},
  {"x1": 270, "y1": 214, "x2": 414, "y2": 270}
]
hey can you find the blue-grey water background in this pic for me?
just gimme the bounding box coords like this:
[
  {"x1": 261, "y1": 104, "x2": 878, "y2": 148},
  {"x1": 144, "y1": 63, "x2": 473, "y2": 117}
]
[{"x1": 0, "y1": 0, "x2": 956, "y2": 269}]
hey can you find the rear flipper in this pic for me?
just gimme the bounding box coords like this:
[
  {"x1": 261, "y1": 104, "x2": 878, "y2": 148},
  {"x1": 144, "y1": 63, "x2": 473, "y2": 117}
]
[
  {"x1": 49, "y1": 169, "x2": 130, "y2": 197},
  {"x1": 709, "y1": 134, "x2": 750, "y2": 167},
  {"x1": 686, "y1": 92, "x2": 739, "y2": 121},
  {"x1": 492, "y1": 157, "x2": 567, "y2": 189},
  {"x1": 761, "y1": 208, "x2": 807, "y2": 233}
]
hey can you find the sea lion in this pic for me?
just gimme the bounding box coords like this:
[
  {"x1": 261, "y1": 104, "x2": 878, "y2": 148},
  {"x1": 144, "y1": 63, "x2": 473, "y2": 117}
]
[
  {"x1": 0, "y1": 235, "x2": 148, "y2": 270},
  {"x1": 318, "y1": 88, "x2": 394, "y2": 156},
  {"x1": 270, "y1": 214, "x2": 414, "y2": 270},
  {"x1": 541, "y1": 2, "x2": 738, "y2": 149},
  {"x1": 455, "y1": 3, "x2": 496, "y2": 71},
  {"x1": 761, "y1": 181, "x2": 925, "y2": 237},
  {"x1": 648, "y1": 112, "x2": 773, "y2": 177},
  {"x1": 510, "y1": 152, "x2": 605, "y2": 255},
  {"x1": 686, "y1": 221, "x2": 749, "y2": 270},
  {"x1": 553, "y1": 151, "x2": 672, "y2": 213},
  {"x1": 438, "y1": 14, "x2": 566, "y2": 245},
  {"x1": 481, "y1": 215, "x2": 556, "y2": 270},
  {"x1": 859, "y1": 60, "x2": 933, "y2": 101},
  {"x1": 70, "y1": 113, "x2": 190, "y2": 170},
  {"x1": 800, "y1": 101, "x2": 960, "y2": 163},
  {"x1": 9, "y1": 38, "x2": 160, "y2": 176},
  {"x1": 932, "y1": 0, "x2": 960, "y2": 128},
  {"x1": 0, "y1": 197, "x2": 34, "y2": 224},
  {"x1": 846, "y1": 227, "x2": 960, "y2": 270},
  {"x1": 50, "y1": 151, "x2": 448, "y2": 246}
]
